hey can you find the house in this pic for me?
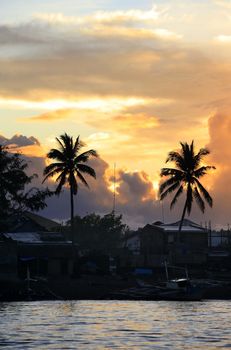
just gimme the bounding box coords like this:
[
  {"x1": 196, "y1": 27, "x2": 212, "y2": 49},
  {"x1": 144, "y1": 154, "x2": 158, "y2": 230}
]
[
  {"x1": 124, "y1": 231, "x2": 141, "y2": 255},
  {"x1": 3, "y1": 231, "x2": 76, "y2": 279},
  {"x1": 124, "y1": 219, "x2": 208, "y2": 267},
  {"x1": 0, "y1": 235, "x2": 17, "y2": 282},
  {"x1": 207, "y1": 230, "x2": 231, "y2": 269},
  {"x1": 0, "y1": 212, "x2": 76, "y2": 281},
  {"x1": 9, "y1": 211, "x2": 61, "y2": 233},
  {"x1": 149, "y1": 219, "x2": 208, "y2": 265}
]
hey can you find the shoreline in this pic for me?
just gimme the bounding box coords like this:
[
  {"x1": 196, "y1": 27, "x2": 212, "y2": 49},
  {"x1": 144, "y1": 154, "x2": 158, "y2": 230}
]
[{"x1": 1, "y1": 274, "x2": 231, "y2": 302}]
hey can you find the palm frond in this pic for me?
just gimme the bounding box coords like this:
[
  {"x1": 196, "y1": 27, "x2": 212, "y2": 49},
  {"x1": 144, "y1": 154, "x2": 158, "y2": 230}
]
[
  {"x1": 73, "y1": 136, "x2": 85, "y2": 154},
  {"x1": 43, "y1": 133, "x2": 97, "y2": 203},
  {"x1": 160, "y1": 167, "x2": 183, "y2": 177},
  {"x1": 159, "y1": 176, "x2": 180, "y2": 195},
  {"x1": 76, "y1": 170, "x2": 89, "y2": 188},
  {"x1": 180, "y1": 141, "x2": 195, "y2": 172},
  {"x1": 160, "y1": 140, "x2": 214, "y2": 218},
  {"x1": 76, "y1": 149, "x2": 98, "y2": 163},
  {"x1": 195, "y1": 147, "x2": 209, "y2": 161},
  {"x1": 194, "y1": 178, "x2": 213, "y2": 207},
  {"x1": 166, "y1": 151, "x2": 185, "y2": 170},
  {"x1": 55, "y1": 171, "x2": 68, "y2": 194},
  {"x1": 55, "y1": 136, "x2": 65, "y2": 152},
  {"x1": 193, "y1": 186, "x2": 205, "y2": 213},
  {"x1": 170, "y1": 185, "x2": 183, "y2": 209},
  {"x1": 59, "y1": 133, "x2": 73, "y2": 156},
  {"x1": 43, "y1": 166, "x2": 66, "y2": 183},
  {"x1": 47, "y1": 149, "x2": 66, "y2": 162},
  {"x1": 76, "y1": 164, "x2": 96, "y2": 178},
  {"x1": 43, "y1": 162, "x2": 64, "y2": 176},
  {"x1": 194, "y1": 166, "x2": 216, "y2": 178},
  {"x1": 160, "y1": 181, "x2": 181, "y2": 201}
]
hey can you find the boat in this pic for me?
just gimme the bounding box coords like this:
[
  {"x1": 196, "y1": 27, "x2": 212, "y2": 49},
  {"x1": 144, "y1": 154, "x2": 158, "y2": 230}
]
[
  {"x1": 155, "y1": 262, "x2": 203, "y2": 301},
  {"x1": 105, "y1": 263, "x2": 204, "y2": 301}
]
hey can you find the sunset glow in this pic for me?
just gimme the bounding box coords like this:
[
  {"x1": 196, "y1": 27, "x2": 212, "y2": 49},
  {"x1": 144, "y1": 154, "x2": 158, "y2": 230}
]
[{"x1": 1, "y1": 0, "x2": 231, "y2": 228}]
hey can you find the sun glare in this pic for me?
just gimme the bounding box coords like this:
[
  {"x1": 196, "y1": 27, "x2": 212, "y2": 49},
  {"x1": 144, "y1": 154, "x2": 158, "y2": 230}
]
[
  {"x1": 0, "y1": 97, "x2": 155, "y2": 113},
  {"x1": 152, "y1": 180, "x2": 159, "y2": 192}
]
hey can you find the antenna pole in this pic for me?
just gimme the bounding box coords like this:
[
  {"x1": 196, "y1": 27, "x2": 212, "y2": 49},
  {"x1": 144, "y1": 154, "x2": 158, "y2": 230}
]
[{"x1": 113, "y1": 162, "x2": 116, "y2": 213}]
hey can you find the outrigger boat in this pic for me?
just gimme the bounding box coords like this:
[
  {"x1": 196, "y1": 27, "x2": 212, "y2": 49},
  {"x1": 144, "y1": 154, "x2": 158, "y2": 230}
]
[
  {"x1": 155, "y1": 262, "x2": 203, "y2": 301},
  {"x1": 106, "y1": 263, "x2": 204, "y2": 301}
]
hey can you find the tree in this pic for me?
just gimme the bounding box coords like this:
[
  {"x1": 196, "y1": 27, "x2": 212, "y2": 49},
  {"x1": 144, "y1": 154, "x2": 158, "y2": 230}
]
[
  {"x1": 43, "y1": 133, "x2": 98, "y2": 243},
  {"x1": 159, "y1": 141, "x2": 215, "y2": 233},
  {"x1": 66, "y1": 212, "x2": 130, "y2": 253},
  {"x1": 0, "y1": 145, "x2": 52, "y2": 231}
]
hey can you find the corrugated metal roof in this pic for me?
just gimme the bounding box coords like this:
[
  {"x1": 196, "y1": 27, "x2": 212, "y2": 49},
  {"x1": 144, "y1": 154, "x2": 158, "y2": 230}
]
[
  {"x1": 161, "y1": 226, "x2": 203, "y2": 232},
  {"x1": 4, "y1": 232, "x2": 42, "y2": 243},
  {"x1": 4, "y1": 232, "x2": 72, "y2": 244},
  {"x1": 152, "y1": 219, "x2": 206, "y2": 232}
]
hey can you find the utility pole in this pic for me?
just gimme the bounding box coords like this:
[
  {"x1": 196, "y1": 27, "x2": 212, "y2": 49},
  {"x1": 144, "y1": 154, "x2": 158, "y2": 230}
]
[{"x1": 112, "y1": 162, "x2": 116, "y2": 213}]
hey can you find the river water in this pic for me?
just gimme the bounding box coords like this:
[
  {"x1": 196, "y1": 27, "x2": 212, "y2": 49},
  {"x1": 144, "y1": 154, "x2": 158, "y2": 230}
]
[{"x1": 0, "y1": 300, "x2": 230, "y2": 349}]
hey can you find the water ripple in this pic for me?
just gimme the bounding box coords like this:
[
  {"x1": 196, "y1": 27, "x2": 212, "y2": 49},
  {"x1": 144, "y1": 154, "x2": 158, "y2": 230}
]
[{"x1": 0, "y1": 300, "x2": 231, "y2": 349}]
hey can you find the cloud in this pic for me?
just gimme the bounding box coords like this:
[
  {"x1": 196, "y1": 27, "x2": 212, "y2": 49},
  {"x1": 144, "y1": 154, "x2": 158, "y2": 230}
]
[
  {"x1": 0, "y1": 130, "x2": 159, "y2": 228},
  {"x1": 0, "y1": 24, "x2": 45, "y2": 45},
  {"x1": 0, "y1": 15, "x2": 224, "y2": 181},
  {"x1": 0, "y1": 6, "x2": 180, "y2": 60},
  {"x1": 1, "y1": 4, "x2": 231, "y2": 202},
  {"x1": 203, "y1": 113, "x2": 231, "y2": 227},
  {"x1": 3, "y1": 124, "x2": 231, "y2": 230},
  {"x1": 215, "y1": 35, "x2": 231, "y2": 43},
  {"x1": 2, "y1": 97, "x2": 154, "y2": 113},
  {"x1": 39, "y1": 157, "x2": 160, "y2": 228},
  {"x1": 87, "y1": 113, "x2": 160, "y2": 132},
  {"x1": 34, "y1": 6, "x2": 161, "y2": 26},
  {"x1": 117, "y1": 170, "x2": 155, "y2": 202},
  {"x1": 0, "y1": 133, "x2": 158, "y2": 228},
  {"x1": 22, "y1": 109, "x2": 73, "y2": 122},
  {"x1": 0, "y1": 134, "x2": 40, "y2": 147},
  {"x1": 214, "y1": 0, "x2": 231, "y2": 9},
  {"x1": 0, "y1": 11, "x2": 227, "y2": 116},
  {"x1": 81, "y1": 25, "x2": 182, "y2": 41}
]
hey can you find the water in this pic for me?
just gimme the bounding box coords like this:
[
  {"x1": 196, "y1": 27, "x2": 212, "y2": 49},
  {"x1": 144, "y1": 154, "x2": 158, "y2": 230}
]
[{"x1": 0, "y1": 300, "x2": 230, "y2": 349}]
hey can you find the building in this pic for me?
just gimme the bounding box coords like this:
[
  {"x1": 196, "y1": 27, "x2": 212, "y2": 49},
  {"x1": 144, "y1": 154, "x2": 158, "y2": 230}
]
[
  {"x1": 2, "y1": 231, "x2": 76, "y2": 279},
  {"x1": 124, "y1": 231, "x2": 141, "y2": 255},
  {"x1": 9, "y1": 211, "x2": 61, "y2": 233},
  {"x1": 0, "y1": 212, "x2": 76, "y2": 282},
  {"x1": 124, "y1": 219, "x2": 208, "y2": 268}
]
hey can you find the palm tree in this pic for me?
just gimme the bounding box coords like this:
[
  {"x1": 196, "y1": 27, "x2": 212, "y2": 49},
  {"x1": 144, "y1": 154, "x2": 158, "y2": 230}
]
[
  {"x1": 159, "y1": 141, "x2": 215, "y2": 233},
  {"x1": 43, "y1": 133, "x2": 98, "y2": 243}
]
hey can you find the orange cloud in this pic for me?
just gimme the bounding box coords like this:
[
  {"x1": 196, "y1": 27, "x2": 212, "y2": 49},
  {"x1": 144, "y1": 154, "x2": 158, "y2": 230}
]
[
  {"x1": 34, "y1": 6, "x2": 161, "y2": 26},
  {"x1": 20, "y1": 109, "x2": 73, "y2": 122},
  {"x1": 82, "y1": 25, "x2": 182, "y2": 41},
  {"x1": 16, "y1": 144, "x2": 46, "y2": 158},
  {"x1": 87, "y1": 113, "x2": 159, "y2": 132},
  {"x1": 204, "y1": 114, "x2": 231, "y2": 227}
]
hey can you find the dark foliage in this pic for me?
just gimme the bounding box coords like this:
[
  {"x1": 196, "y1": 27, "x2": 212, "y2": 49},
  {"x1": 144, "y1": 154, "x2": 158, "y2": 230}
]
[
  {"x1": 65, "y1": 212, "x2": 130, "y2": 254},
  {"x1": 0, "y1": 145, "x2": 52, "y2": 231}
]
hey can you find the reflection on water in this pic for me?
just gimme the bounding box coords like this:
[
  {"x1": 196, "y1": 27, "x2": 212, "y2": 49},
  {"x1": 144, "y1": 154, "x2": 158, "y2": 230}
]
[{"x1": 0, "y1": 300, "x2": 231, "y2": 349}]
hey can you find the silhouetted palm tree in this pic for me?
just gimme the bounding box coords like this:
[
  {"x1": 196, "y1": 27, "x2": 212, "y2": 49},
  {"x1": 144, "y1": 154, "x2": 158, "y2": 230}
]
[
  {"x1": 43, "y1": 133, "x2": 98, "y2": 243},
  {"x1": 159, "y1": 141, "x2": 215, "y2": 233}
]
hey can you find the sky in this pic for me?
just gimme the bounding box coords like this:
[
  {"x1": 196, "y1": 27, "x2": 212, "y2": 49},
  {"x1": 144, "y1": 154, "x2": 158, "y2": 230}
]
[{"x1": 1, "y1": 0, "x2": 231, "y2": 229}]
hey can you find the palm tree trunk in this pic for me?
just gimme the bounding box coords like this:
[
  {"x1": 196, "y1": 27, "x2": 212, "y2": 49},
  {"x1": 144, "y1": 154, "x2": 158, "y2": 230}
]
[
  {"x1": 178, "y1": 197, "x2": 188, "y2": 240},
  {"x1": 70, "y1": 184, "x2": 74, "y2": 246}
]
